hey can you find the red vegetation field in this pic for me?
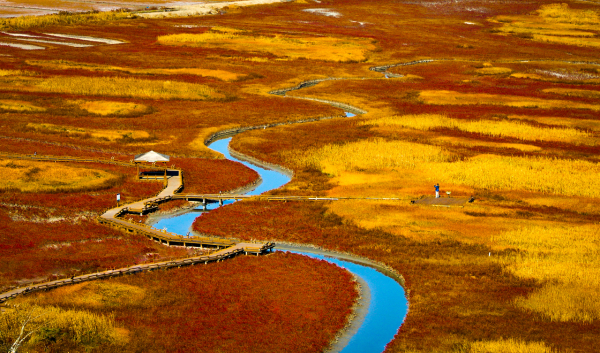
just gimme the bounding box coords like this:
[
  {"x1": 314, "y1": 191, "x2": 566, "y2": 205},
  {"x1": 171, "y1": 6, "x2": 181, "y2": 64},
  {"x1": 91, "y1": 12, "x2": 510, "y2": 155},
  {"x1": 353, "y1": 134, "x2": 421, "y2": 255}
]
[
  {"x1": 173, "y1": 157, "x2": 259, "y2": 194},
  {"x1": 193, "y1": 200, "x2": 600, "y2": 352},
  {"x1": 2, "y1": 0, "x2": 600, "y2": 350},
  {"x1": 25, "y1": 252, "x2": 358, "y2": 353},
  {"x1": 0, "y1": 153, "x2": 258, "y2": 292}
]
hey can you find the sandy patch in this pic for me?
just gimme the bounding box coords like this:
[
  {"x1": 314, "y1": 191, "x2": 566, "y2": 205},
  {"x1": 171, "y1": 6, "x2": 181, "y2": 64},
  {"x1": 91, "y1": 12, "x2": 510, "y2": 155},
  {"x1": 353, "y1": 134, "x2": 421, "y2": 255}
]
[
  {"x1": 0, "y1": 41, "x2": 43, "y2": 49},
  {"x1": 303, "y1": 8, "x2": 342, "y2": 17},
  {"x1": 45, "y1": 33, "x2": 123, "y2": 44},
  {"x1": 14, "y1": 38, "x2": 93, "y2": 47}
]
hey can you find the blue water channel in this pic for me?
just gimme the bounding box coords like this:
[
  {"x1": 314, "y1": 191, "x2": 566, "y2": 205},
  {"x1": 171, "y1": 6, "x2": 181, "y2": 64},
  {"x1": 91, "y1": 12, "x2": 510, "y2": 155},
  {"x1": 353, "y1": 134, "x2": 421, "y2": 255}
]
[{"x1": 153, "y1": 133, "x2": 408, "y2": 353}]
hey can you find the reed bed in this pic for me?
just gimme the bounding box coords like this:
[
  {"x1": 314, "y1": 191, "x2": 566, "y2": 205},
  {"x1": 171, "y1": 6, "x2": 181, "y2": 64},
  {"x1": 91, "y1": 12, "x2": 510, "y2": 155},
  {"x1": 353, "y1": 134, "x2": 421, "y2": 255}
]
[
  {"x1": 494, "y1": 224, "x2": 600, "y2": 323},
  {"x1": 436, "y1": 154, "x2": 600, "y2": 197},
  {"x1": 290, "y1": 138, "x2": 600, "y2": 197},
  {"x1": 363, "y1": 114, "x2": 595, "y2": 145},
  {"x1": 29, "y1": 76, "x2": 221, "y2": 100},
  {"x1": 282, "y1": 138, "x2": 455, "y2": 176},
  {"x1": 0, "y1": 303, "x2": 124, "y2": 350},
  {"x1": 0, "y1": 10, "x2": 132, "y2": 30},
  {"x1": 469, "y1": 338, "x2": 556, "y2": 353},
  {"x1": 492, "y1": 4, "x2": 600, "y2": 48}
]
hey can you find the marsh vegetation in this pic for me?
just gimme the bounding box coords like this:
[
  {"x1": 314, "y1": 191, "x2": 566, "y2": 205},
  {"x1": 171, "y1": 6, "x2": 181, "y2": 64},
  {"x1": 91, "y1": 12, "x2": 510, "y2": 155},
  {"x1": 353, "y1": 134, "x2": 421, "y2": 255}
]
[{"x1": 0, "y1": 0, "x2": 599, "y2": 351}]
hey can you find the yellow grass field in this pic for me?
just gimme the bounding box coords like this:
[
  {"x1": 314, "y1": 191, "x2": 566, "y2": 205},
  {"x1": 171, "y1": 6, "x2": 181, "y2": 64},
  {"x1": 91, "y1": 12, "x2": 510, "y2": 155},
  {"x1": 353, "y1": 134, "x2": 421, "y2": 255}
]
[
  {"x1": 491, "y1": 4, "x2": 600, "y2": 48},
  {"x1": 363, "y1": 114, "x2": 595, "y2": 145},
  {"x1": 0, "y1": 69, "x2": 35, "y2": 77},
  {"x1": 157, "y1": 28, "x2": 376, "y2": 62},
  {"x1": 431, "y1": 136, "x2": 542, "y2": 152},
  {"x1": 71, "y1": 100, "x2": 149, "y2": 116},
  {"x1": 292, "y1": 139, "x2": 600, "y2": 197},
  {"x1": 26, "y1": 60, "x2": 244, "y2": 81},
  {"x1": 474, "y1": 67, "x2": 513, "y2": 75},
  {"x1": 0, "y1": 99, "x2": 45, "y2": 112},
  {"x1": 507, "y1": 115, "x2": 600, "y2": 132},
  {"x1": 282, "y1": 138, "x2": 456, "y2": 176},
  {"x1": 418, "y1": 90, "x2": 600, "y2": 111},
  {"x1": 542, "y1": 88, "x2": 600, "y2": 99},
  {"x1": 0, "y1": 10, "x2": 133, "y2": 30},
  {"x1": 510, "y1": 72, "x2": 600, "y2": 84},
  {"x1": 0, "y1": 302, "x2": 127, "y2": 348},
  {"x1": 26, "y1": 123, "x2": 152, "y2": 143},
  {"x1": 0, "y1": 76, "x2": 222, "y2": 100},
  {"x1": 434, "y1": 154, "x2": 600, "y2": 198},
  {"x1": 0, "y1": 159, "x2": 120, "y2": 193},
  {"x1": 494, "y1": 224, "x2": 600, "y2": 323},
  {"x1": 31, "y1": 281, "x2": 147, "y2": 309},
  {"x1": 469, "y1": 338, "x2": 555, "y2": 353}
]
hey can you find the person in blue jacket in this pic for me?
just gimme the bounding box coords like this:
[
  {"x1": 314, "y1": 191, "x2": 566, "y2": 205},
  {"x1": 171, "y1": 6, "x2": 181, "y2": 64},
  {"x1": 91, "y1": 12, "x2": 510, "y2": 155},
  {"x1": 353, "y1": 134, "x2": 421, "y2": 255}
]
[{"x1": 435, "y1": 184, "x2": 440, "y2": 198}]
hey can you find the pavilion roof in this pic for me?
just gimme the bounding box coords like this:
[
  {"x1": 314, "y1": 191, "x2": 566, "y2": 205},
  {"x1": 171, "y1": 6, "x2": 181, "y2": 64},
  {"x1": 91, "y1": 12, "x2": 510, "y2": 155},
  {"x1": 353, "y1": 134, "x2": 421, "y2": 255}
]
[{"x1": 134, "y1": 150, "x2": 170, "y2": 163}]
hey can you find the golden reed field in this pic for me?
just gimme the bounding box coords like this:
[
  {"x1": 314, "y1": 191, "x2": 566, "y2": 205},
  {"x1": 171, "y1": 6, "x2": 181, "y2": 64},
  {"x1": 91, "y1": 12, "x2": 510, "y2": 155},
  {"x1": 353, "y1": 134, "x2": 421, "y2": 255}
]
[{"x1": 0, "y1": 0, "x2": 600, "y2": 352}]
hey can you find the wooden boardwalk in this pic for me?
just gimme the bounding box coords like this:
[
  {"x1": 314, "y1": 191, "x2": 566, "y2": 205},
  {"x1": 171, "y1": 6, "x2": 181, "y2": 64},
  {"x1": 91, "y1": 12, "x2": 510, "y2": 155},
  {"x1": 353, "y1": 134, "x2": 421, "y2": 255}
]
[
  {"x1": 0, "y1": 243, "x2": 271, "y2": 303},
  {"x1": 0, "y1": 152, "x2": 275, "y2": 303},
  {"x1": 0, "y1": 151, "x2": 411, "y2": 303}
]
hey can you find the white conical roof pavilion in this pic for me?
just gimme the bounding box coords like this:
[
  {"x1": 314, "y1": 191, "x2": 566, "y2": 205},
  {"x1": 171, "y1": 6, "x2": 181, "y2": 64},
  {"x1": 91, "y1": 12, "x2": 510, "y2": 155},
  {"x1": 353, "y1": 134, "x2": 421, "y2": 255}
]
[{"x1": 134, "y1": 150, "x2": 170, "y2": 163}]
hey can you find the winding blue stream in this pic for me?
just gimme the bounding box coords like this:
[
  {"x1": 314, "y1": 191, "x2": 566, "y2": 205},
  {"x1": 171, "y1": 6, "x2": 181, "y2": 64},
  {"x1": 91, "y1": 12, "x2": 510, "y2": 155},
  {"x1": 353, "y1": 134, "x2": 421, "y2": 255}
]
[{"x1": 153, "y1": 133, "x2": 408, "y2": 352}]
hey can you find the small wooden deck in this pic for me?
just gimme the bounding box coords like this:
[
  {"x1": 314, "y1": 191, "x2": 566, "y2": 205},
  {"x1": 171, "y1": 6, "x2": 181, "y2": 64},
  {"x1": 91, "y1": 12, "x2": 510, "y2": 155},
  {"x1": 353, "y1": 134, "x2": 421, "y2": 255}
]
[{"x1": 411, "y1": 196, "x2": 473, "y2": 207}]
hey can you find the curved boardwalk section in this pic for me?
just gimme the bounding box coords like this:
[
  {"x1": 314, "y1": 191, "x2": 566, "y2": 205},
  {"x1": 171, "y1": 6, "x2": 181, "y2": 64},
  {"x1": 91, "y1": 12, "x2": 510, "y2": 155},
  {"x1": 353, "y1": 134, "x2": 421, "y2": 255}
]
[{"x1": 0, "y1": 152, "x2": 274, "y2": 303}]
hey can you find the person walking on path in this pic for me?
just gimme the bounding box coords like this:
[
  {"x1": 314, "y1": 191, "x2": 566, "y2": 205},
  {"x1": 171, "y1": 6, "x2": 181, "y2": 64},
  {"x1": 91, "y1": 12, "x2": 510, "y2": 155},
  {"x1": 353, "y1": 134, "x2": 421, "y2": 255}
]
[{"x1": 434, "y1": 184, "x2": 440, "y2": 198}]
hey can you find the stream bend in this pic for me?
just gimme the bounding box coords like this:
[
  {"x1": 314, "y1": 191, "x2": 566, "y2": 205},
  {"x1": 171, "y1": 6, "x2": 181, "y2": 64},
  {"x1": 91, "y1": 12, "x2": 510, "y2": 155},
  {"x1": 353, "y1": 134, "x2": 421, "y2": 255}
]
[{"x1": 154, "y1": 135, "x2": 408, "y2": 353}]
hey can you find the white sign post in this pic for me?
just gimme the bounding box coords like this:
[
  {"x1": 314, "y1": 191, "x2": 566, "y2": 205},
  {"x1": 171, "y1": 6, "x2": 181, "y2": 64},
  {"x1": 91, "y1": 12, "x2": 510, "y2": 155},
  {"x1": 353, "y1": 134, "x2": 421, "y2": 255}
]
[{"x1": 117, "y1": 193, "x2": 121, "y2": 206}]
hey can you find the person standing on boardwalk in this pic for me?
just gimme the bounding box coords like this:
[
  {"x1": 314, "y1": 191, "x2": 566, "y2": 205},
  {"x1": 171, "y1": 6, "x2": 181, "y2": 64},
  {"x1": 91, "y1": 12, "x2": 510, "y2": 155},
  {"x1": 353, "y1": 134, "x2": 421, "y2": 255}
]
[{"x1": 434, "y1": 184, "x2": 440, "y2": 198}]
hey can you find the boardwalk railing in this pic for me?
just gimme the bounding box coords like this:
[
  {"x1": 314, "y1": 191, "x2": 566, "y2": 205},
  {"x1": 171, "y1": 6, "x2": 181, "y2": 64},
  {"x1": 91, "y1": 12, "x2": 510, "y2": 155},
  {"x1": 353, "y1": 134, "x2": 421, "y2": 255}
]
[
  {"x1": 172, "y1": 194, "x2": 403, "y2": 202},
  {"x1": 0, "y1": 241, "x2": 275, "y2": 303}
]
